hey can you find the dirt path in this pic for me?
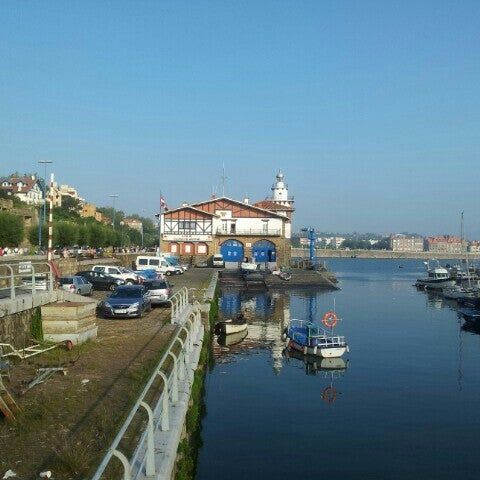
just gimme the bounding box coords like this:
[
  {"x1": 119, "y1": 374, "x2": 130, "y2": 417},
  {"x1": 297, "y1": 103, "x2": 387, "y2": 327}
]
[{"x1": 0, "y1": 267, "x2": 214, "y2": 479}]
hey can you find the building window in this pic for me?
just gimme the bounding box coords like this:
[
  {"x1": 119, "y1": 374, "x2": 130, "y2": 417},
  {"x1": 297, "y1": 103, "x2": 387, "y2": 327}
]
[
  {"x1": 230, "y1": 222, "x2": 236, "y2": 234},
  {"x1": 178, "y1": 221, "x2": 196, "y2": 231},
  {"x1": 197, "y1": 243, "x2": 208, "y2": 254},
  {"x1": 170, "y1": 243, "x2": 178, "y2": 253}
]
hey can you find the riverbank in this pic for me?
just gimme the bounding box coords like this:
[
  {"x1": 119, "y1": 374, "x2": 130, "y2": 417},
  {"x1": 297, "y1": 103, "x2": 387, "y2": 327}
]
[
  {"x1": 291, "y1": 248, "x2": 480, "y2": 260},
  {"x1": 0, "y1": 268, "x2": 214, "y2": 479}
]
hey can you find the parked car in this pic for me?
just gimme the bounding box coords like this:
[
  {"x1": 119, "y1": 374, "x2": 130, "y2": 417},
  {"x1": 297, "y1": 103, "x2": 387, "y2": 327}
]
[
  {"x1": 195, "y1": 260, "x2": 209, "y2": 268},
  {"x1": 144, "y1": 279, "x2": 172, "y2": 306},
  {"x1": 99, "y1": 285, "x2": 151, "y2": 318},
  {"x1": 59, "y1": 276, "x2": 93, "y2": 295},
  {"x1": 134, "y1": 269, "x2": 163, "y2": 281},
  {"x1": 135, "y1": 256, "x2": 183, "y2": 276},
  {"x1": 75, "y1": 270, "x2": 124, "y2": 291},
  {"x1": 91, "y1": 265, "x2": 139, "y2": 284},
  {"x1": 20, "y1": 275, "x2": 49, "y2": 291},
  {"x1": 213, "y1": 254, "x2": 224, "y2": 268}
]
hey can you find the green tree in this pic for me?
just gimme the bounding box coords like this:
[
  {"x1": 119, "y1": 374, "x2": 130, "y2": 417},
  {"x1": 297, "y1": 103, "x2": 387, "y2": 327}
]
[
  {"x1": 78, "y1": 224, "x2": 90, "y2": 245},
  {"x1": 88, "y1": 223, "x2": 106, "y2": 248},
  {"x1": 0, "y1": 212, "x2": 25, "y2": 246},
  {"x1": 54, "y1": 221, "x2": 79, "y2": 247},
  {"x1": 28, "y1": 224, "x2": 47, "y2": 247}
]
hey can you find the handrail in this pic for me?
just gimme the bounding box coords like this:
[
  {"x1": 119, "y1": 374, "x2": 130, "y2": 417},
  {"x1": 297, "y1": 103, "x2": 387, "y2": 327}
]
[{"x1": 91, "y1": 294, "x2": 203, "y2": 479}]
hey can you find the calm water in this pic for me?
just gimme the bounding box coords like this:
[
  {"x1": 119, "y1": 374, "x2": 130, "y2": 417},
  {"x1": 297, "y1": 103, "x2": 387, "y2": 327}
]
[{"x1": 196, "y1": 259, "x2": 480, "y2": 480}]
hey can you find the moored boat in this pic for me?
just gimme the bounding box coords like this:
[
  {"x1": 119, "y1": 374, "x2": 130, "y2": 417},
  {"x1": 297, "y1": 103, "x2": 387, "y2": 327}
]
[
  {"x1": 416, "y1": 260, "x2": 455, "y2": 290},
  {"x1": 284, "y1": 311, "x2": 349, "y2": 359},
  {"x1": 215, "y1": 313, "x2": 247, "y2": 335}
]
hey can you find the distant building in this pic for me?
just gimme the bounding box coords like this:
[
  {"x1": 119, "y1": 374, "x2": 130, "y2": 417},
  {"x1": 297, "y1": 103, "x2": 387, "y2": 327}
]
[
  {"x1": 469, "y1": 241, "x2": 480, "y2": 254},
  {"x1": 390, "y1": 234, "x2": 424, "y2": 252},
  {"x1": 425, "y1": 236, "x2": 464, "y2": 254},
  {"x1": 123, "y1": 218, "x2": 143, "y2": 232},
  {"x1": 0, "y1": 175, "x2": 44, "y2": 205}
]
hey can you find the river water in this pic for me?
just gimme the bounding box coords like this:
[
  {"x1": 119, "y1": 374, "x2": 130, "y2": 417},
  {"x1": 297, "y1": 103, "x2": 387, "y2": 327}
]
[{"x1": 196, "y1": 259, "x2": 480, "y2": 480}]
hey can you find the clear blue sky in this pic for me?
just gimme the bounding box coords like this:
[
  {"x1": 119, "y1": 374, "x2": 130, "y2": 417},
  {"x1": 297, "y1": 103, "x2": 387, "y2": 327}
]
[{"x1": 1, "y1": 1, "x2": 479, "y2": 237}]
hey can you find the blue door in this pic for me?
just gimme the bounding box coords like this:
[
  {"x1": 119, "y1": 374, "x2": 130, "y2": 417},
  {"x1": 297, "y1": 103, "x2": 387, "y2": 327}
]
[
  {"x1": 252, "y1": 240, "x2": 276, "y2": 263},
  {"x1": 220, "y1": 239, "x2": 244, "y2": 263}
]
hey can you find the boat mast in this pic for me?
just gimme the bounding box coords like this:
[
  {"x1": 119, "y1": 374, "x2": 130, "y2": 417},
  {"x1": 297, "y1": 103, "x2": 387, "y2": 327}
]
[{"x1": 461, "y1": 212, "x2": 472, "y2": 288}]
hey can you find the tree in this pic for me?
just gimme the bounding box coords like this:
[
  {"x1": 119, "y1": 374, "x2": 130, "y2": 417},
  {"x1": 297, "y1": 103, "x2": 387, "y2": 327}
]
[
  {"x1": 0, "y1": 212, "x2": 25, "y2": 247},
  {"x1": 28, "y1": 224, "x2": 48, "y2": 247},
  {"x1": 54, "y1": 221, "x2": 79, "y2": 247},
  {"x1": 78, "y1": 224, "x2": 90, "y2": 246},
  {"x1": 88, "y1": 223, "x2": 107, "y2": 248}
]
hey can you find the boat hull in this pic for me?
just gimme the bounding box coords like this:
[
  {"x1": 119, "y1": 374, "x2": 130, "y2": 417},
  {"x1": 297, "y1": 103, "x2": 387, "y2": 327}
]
[
  {"x1": 217, "y1": 322, "x2": 248, "y2": 335},
  {"x1": 417, "y1": 279, "x2": 456, "y2": 290},
  {"x1": 288, "y1": 340, "x2": 347, "y2": 359}
]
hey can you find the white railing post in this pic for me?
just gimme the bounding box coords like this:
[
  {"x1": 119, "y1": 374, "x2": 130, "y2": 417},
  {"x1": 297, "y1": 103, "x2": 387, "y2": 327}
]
[
  {"x1": 168, "y1": 351, "x2": 178, "y2": 402},
  {"x1": 140, "y1": 401, "x2": 156, "y2": 476},
  {"x1": 174, "y1": 337, "x2": 185, "y2": 380},
  {"x1": 157, "y1": 370, "x2": 170, "y2": 431},
  {"x1": 5, "y1": 265, "x2": 15, "y2": 300},
  {"x1": 31, "y1": 264, "x2": 36, "y2": 294},
  {"x1": 112, "y1": 449, "x2": 132, "y2": 480}
]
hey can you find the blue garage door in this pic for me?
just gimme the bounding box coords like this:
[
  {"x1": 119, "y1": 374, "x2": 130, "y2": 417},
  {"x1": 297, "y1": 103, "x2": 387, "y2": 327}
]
[
  {"x1": 252, "y1": 240, "x2": 276, "y2": 263},
  {"x1": 220, "y1": 239, "x2": 244, "y2": 263}
]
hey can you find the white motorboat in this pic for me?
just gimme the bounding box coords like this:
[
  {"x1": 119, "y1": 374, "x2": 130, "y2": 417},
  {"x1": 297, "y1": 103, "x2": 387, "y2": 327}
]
[
  {"x1": 214, "y1": 313, "x2": 247, "y2": 335},
  {"x1": 416, "y1": 260, "x2": 455, "y2": 290}
]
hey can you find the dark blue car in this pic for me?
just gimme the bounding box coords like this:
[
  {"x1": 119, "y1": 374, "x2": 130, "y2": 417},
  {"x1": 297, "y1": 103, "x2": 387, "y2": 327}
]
[{"x1": 100, "y1": 285, "x2": 152, "y2": 318}]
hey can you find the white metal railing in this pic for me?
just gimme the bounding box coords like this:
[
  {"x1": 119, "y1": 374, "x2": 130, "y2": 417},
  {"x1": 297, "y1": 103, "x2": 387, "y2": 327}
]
[
  {"x1": 91, "y1": 298, "x2": 204, "y2": 480},
  {"x1": 168, "y1": 287, "x2": 189, "y2": 323},
  {"x1": 0, "y1": 262, "x2": 55, "y2": 301}
]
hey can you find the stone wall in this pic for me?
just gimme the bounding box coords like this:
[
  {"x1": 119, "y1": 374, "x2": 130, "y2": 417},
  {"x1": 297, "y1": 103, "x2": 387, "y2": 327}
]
[{"x1": 0, "y1": 307, "x2": 35, "y2": 347}]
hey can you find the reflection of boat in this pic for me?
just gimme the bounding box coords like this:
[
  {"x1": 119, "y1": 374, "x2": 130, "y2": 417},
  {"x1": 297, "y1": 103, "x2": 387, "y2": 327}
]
[
  {"x1": 217, "y1": 329, "x2": 248, "y2": 347},
  {"x1": 215, "y1": 313, "x2": 247, "y2": 335},
  {"x1": 443, "y1": 286, "x2": 478, "y2": 300},
  {"x1": 416, "y1": 260, "x2": 455, "y2": 290},
  {"x1": 284, "y1": 317, "x2": 348, "y2": 358},
  {"x1": 284, "y1": 348, "x2": 348, "y2": 375}
]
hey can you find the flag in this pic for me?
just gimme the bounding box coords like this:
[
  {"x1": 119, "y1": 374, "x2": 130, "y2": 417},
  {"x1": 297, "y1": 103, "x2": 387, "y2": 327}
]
[{"x1": 160, "y1": 195, "x2": 168, "y2": 211}]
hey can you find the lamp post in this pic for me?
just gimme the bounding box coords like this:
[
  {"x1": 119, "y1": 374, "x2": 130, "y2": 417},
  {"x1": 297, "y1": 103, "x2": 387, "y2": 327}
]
[
  {"x1": 38, "y1": 160, "x2": 53, "y2": 251},
  {"x1": 108, "y1": 194, "x2": 119, "y2": 230}
]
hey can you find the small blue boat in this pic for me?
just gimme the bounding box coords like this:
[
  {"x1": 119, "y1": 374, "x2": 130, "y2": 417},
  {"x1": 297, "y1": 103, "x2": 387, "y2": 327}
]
[{"x1": 284, "y1": 318, "x2": 349, "y2": 359}]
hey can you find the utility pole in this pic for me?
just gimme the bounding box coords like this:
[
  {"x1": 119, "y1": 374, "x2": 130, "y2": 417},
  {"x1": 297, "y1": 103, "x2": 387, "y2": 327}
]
[
  {"x1": 38, "y1": 160, "x2": 53, "y2": 251},
  {"x1": 221, "y1": 162, "x2": 226, "y2": 197},
  {"x1": 108, "y1": 194, "x2": 119, "y2": 230},
  {"x1": 47, "y1": 173, "x2": 54, "y2": 262}
]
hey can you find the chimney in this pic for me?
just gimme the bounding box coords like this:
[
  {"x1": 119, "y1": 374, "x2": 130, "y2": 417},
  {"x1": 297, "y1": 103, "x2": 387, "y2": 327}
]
[
  {"x1": 182, "y1": 202, "x2": 188, "y2": 207},
  {"x1": 243, "y1": 197, "x2": 249, "y2": 205}
]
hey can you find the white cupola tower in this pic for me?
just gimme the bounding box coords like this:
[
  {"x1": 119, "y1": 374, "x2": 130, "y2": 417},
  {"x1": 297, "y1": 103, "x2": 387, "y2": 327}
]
[{"x1": 271, "y1": 170, "x2": 293, "y2": 207}]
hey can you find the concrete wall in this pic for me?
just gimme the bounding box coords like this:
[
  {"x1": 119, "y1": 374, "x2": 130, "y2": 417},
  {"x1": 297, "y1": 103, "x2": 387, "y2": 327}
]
[{"x1": 0, "y1": 306, "x2": 36, "y2": 347}]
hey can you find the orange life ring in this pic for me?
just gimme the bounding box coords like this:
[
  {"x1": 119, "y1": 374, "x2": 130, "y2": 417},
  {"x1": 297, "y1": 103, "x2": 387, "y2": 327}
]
[{"x1": 322, "y1": 311, "x2": 338, "y2": 328}]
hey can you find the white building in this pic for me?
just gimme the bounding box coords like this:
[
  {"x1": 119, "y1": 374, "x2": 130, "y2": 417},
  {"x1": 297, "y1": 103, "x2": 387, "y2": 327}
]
[{"x1": 0, "y1": 175, "x2": 44, "y2": 205}]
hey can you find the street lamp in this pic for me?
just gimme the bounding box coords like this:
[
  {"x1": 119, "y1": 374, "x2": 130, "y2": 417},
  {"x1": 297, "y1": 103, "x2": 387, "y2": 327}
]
[
  {"x1": 38, "y1": 160, "x2": 53, "y2": 250},
  {"x1": 109, "y1": 194, "x2": 119, "y2": 230}
]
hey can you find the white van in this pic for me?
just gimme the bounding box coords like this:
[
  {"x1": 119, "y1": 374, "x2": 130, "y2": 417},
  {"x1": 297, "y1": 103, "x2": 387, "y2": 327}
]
[
  {"x1": 212, "y1": 254, "x2": 224, "y2": 268},
  {"x1": 135, "y1": 256, "x2": 183, "y2": 276}
]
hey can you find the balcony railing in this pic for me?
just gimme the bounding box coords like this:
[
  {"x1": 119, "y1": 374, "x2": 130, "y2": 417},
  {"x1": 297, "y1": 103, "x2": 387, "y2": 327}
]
[{"x1": 215, "y1": 228, "x2": 281, "y2": 236}]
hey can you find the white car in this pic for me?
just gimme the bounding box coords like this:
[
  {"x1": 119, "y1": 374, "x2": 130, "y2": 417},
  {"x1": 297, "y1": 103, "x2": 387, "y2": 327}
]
[
  {"x1": 92, "y1": 265, "x2": 139, "y2": 284},
  {"x1": 59, "y1": 276, "x2": 93, "y2": 295},
  {"x1": 144, "y1": 279, "x2": 173, "y2": 305},
  {"x1": 135, "y1": 256, "x2": 183, "y2": 276}
]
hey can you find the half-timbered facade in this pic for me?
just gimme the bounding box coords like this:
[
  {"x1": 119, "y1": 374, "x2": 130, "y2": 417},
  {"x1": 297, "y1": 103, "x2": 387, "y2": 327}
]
[{"x1": 160, "y1": 172, "x2": 295, "y2": 266}]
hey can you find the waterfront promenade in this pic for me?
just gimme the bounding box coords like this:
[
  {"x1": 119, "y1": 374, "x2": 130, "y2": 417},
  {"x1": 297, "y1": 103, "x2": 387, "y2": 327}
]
[{"x1": 292, "y1": 247, "x2": 480, "y2": 260}]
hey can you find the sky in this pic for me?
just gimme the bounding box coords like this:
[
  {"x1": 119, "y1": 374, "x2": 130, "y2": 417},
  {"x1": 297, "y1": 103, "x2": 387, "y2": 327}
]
[{"x1": 1, "y1": 1, "x2": 479, "y2": 237}]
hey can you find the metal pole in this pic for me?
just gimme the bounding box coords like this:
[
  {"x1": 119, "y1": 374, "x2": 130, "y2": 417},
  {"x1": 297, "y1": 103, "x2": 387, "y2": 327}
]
[
  {"x1": 47, "y1": 173, "x2": 54, "y2": 262},
  {"x1": 38, "y1": 160, "x2": 52, "y2": 251},
  {"x1": 109, "y1": 194, "x2": 119, "y2": 230}
]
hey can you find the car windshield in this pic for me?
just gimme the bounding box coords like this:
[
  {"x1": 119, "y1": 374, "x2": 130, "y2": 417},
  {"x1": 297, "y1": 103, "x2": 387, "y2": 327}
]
[
  {"x1": 119, "y1": 267, "x2": 133, "y2": 273},
  {"x1": 59, "y1": 278, "x2": 73, "y2": 284},
  {"x1": 110, "y1": 289, "x2": 142, "y2": 298}
]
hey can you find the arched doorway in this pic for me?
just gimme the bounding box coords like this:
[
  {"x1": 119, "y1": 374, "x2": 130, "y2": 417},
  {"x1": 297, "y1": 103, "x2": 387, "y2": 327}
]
[
  {"x1": 169, "y1": 242, "x2": 179, "y2": 254},
  {"x1": 252, "y1": 240, "x2": 276, "y2": 263},
  {"x1": 182, "y1": 242, "x2": 194, "y2": 255},
  {"x1": 220, "y1": 239, "x2": 244, "y2": 267}
]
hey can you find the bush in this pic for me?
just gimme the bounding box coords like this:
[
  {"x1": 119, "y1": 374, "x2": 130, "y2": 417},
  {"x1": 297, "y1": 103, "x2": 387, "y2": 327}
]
[
  {"x1": 55, "y1": 221, "x2": 79, "y2": 247},
  {"x1": 0, "y1": 211, "x2": 25, "y2": 246}
]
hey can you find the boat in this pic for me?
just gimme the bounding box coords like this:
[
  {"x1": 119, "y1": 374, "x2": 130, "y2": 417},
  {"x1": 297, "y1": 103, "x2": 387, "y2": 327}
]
[
  {"x1": 217, "y1": 329, "x2": 248, "y2": 347},
  {"x1": 283, "y1": 312, "x2": 348, "y2": 359},
  {"x1": 284, "y1": 348, "x2": 348, "y2": 375},
  {"x1": 458, "y1": 308, "x2": 480, "y2": 322},
  {"x1": 442, "y1": 285, "x2": 478, "y2": 300},
  {"x1": 415, "y1": 260, "x2": 455, "y2": 290},
  {"x1": 214, "y1": 313, "x2": 247, "y2": 335}
]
